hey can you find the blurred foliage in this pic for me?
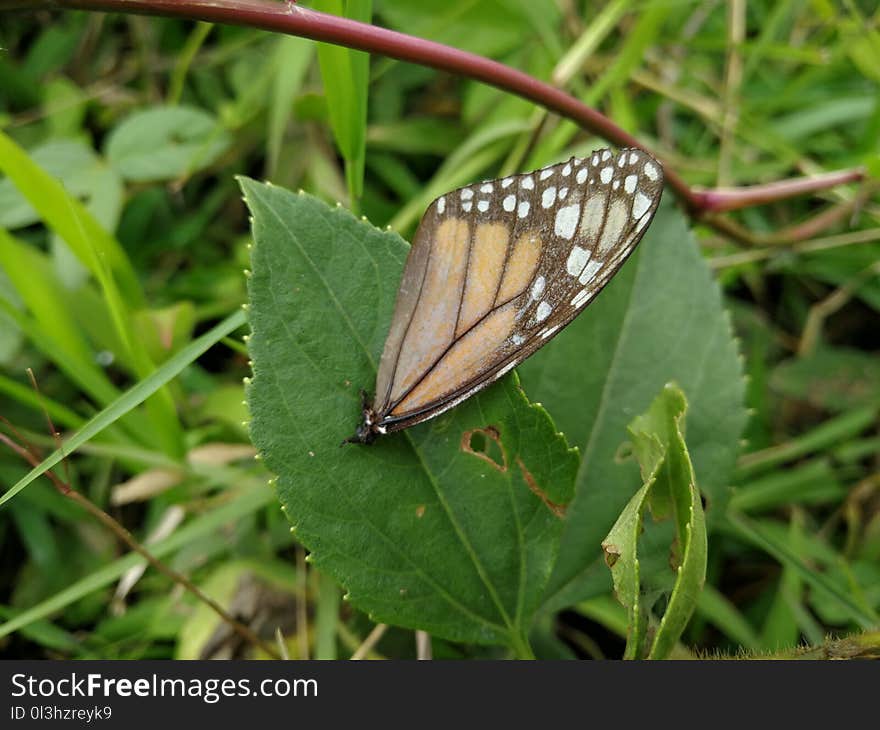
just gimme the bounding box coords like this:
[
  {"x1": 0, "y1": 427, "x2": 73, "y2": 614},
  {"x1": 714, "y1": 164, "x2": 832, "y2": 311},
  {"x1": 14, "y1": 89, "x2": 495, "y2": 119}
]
[{"x1": 0, "y1": 1, "x2": 878, "y2": 659}]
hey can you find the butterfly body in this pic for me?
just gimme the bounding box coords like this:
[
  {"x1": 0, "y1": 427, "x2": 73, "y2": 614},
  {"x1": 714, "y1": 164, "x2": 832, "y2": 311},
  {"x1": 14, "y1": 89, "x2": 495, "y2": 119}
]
[{"x1": 348, "y1": 147, "x2": 663, "y2": 444}]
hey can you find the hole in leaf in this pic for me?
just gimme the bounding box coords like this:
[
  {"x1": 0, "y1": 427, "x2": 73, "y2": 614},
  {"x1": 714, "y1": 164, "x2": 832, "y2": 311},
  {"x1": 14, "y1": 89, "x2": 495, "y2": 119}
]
[
  {"x1": 614, "y1": 441, "x2": 634, "y2": 463},
  {"x1": 461, "y1": 426, "x2": 506, "y2": 472}
]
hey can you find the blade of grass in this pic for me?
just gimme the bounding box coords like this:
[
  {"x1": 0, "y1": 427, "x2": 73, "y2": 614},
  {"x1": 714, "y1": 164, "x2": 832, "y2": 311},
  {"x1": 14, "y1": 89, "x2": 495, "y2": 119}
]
[
  {"x1": 0, "y1": 290, "x2": 122, "y2": 411},
  {"x1": 0, "y1": 309, "x2": 246, "y2": 508},
  {"x1": 735, "y1": 405, "x2": 878, "y2": 480},
  {"x1": 0, "y1": 133, "x2": 181, "y2": 454},
  {"x1": 0, "y1": 373, "x2": 85, "y2": 430},
  {"x1": 167, "y1": 21, "x2": 213, "y2": 105},
  {"x1": 313, "y1": 0, "x2": 371, "y2": 212},
  {"x1": 0, "y1": 482, "x2": 272, "y2": 640},
  {"x1": 527, "y1": 0, "x2": 673, "y2": 168},
  {"x1": 725, "y1": 510, "x2": 879, "y2": 630},
  {"x1": 267, "y1": 36, "x2": 314, "y2": 177},
  {"x1": 759, "y1": 512, "x2": 806, "y2": 651},
  {"x1": 695, "y1": 583, "x2": 761, "y2": 651},
  {"x1": 314, "y1": 570, "x2": 340, "y2": 659},
  {"x1": 0, "y1": 129, "x2": 142, "y2": 307},
  {"x1": 576, "y1": 594, "x2": 628, "y2": 638},
  {"x1": 388, "y1": 118, "x2": 531, "y2": 231}
]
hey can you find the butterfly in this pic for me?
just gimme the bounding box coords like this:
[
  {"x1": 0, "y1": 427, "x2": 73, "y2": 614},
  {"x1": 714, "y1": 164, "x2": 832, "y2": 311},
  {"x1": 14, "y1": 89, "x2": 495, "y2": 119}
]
[{"x1": 348, "y1": 147, "x2": 663, "y2": 444}]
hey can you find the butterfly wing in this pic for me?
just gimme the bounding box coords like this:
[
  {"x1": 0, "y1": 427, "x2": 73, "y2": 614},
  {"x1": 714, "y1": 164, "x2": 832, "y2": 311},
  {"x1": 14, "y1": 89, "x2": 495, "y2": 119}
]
[{"x1": 372, "y1": 147, "x2": 664, "y2": 433}]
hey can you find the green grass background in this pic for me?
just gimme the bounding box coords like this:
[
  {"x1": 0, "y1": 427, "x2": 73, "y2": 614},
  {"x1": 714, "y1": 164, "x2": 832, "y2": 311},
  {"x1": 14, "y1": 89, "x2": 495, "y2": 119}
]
[{"x1": 0, "y1": 1, "x2": 879, "y2": 659}]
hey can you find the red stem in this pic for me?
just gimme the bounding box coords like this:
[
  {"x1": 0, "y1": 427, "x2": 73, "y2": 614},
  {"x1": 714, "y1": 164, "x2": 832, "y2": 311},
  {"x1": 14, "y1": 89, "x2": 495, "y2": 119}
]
[
  {"x1": 692, "y1": 168, "x2": 867, "y2": 214},
  {"x1": 2, "y1": 0, "x2": 868, "y2": 219}
]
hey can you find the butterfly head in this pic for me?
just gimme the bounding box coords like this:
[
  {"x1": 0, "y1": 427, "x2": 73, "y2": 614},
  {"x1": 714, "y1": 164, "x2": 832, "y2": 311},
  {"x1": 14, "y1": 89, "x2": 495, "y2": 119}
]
[{"x1": 343, "y1": 390, "x2": 387, "y2": 445}]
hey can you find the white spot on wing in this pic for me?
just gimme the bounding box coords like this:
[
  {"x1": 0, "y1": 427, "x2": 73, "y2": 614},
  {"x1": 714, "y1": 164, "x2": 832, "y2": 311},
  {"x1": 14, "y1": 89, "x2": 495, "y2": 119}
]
[
  {"x1": 480, "y1": 183, "x2": 494, "y2": 193},
  {"x1": 629, "y1": 151, "x2": 639, "y2": 165},
  {"x1": 566, "y1": 245, "x2": 590, "y2": 276},
  {"x1": 624, "y1": 175, "x2": 637, "y2": 194},
  {"x1": 578, "y1": 260, "x2": 601, "y2": 285},
  {"x1": 541, "y1": 324, "x2": 561, "y2": 339},
  {"x1": 503, "y1": 194, "x2": 516, "y2": 212},
  {"x1": 562, "y1": 163, "x2": 572, "y2": 176},
  {"x1": 571, "y1": 288, "x2": 593, "y2": 308},
  {"x1": 601, "y1": 150, "x2": 612, "y2": 161},
  {"x1": 511, "y1": 333, "x2": 524, "y2": 346},
  {"x1": 536, "y1": 301, "x2": 552, "y2": 322},
  {"x1": 477, "y1": 200, "x2": 489, "y2": 212},
  {"x1": 542, "y1": 186, "x2": 557, "y2": 208},
  {"x1": 521, "y1": 176, "x2": 534, "y2": 190},
  {"x1": 600, "y1": 166, "x2": 613, "y2": 184},
  {"x1": 462, "y1": 201, "x2": 472, "y2": 212},
  {"x1": 579, "y1": 192, "x2": 607, "y2": 242},
  {"x1": 437, "y1": 197, "x2": 445, "y2": 214},
  {"x1": 598, "y1": 198, "x2": 630, "y2": 254},
  {"x1": 591, "y1": 154, "x2": 599, "y2": 165},
  {"x1": 502, "y1": 177, "x2": 514, "y2": 188},
  {"x1": 644, "y1": 162, "x2": 659, "y2": 181},
  {"x1": 496, "y1": 361, "x2": 517, "y2": 379},
  {"x1": 554, "y1": 203, "x2": 581, "y2": 239},
  {"x1": 518, "y1": 200, "x2": 531, "y2": 218},
  {"x1": 635, "y1": 214, "x2": 650, "y2": 232},
  {"x1": 576, "y1": 168, "x2": 588, "y2": 184},
  {"x1": 632, "y1": 191, "x2": 652, "y2": 219},
  {"x1": 540, "y1": 168, "x2": 554, "y2": 181},
  {"x1": 531, "y1": 275, "x2": 546, "y2": 299},
  {"x1": 559, "y1": 187, "x2": 568, "y2": 200},
  {"x1": 461, "y1": 188, "x2": 473, "y2": 200},
  {"x1": 617, "y1": 155, "x2": 626, "y2": 168}
]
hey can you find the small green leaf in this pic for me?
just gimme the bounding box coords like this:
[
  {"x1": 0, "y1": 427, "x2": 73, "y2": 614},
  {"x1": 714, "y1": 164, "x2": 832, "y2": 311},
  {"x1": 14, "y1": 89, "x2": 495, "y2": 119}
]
[
  {"x1": 602, "y1": 384, "x2": 707, "y2": 660},
  {"x1": 243, "y1": 180, "x2": 577, "y2": 651},
  {"x1": 105, "y1": 106, "x2": 231, "y2": 182}
]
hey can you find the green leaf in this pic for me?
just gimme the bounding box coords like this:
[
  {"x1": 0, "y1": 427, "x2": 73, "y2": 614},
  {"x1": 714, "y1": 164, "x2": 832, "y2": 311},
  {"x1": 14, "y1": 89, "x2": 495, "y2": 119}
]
[
  {"x1": 601, "y1": 384, "x2": 707, "y2": 660},
  {"x1": 242, "y1": 180, "x2": 577, "y2": 652},
  {"x1": 518, "y1": 200, "x2": 746, "y2": 609},
  {"x1": 105, "y1": 106, "x2": 232, "y2": 182}
]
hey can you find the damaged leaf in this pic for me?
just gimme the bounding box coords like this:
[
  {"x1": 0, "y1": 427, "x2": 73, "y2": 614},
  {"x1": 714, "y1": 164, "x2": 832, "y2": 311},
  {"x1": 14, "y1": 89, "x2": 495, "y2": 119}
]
[
  {"x1": 602, "y1": 383, "x2": 707, "y2": 659},
  {"x1": 242, "y1": 180, "x2": 577, "y2": 653}
]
